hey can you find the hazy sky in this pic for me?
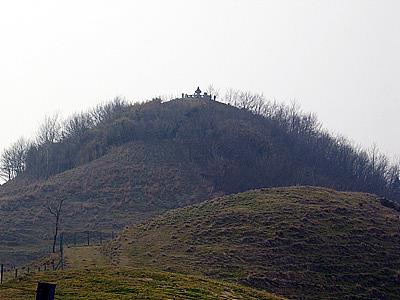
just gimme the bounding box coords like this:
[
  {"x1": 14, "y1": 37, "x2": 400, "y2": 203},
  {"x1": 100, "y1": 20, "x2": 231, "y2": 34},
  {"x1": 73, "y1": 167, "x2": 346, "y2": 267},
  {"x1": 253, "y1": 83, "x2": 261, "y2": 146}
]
[{"x1": 0, "y1": 0, "x2": 399, "y2": 159}]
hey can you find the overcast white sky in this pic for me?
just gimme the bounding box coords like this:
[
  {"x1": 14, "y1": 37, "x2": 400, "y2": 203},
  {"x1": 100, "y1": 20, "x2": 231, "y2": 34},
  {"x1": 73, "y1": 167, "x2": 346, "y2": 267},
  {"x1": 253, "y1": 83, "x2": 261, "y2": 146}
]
[{"x1": 0, "y1": 0, "x2": 399, "y2": 159}]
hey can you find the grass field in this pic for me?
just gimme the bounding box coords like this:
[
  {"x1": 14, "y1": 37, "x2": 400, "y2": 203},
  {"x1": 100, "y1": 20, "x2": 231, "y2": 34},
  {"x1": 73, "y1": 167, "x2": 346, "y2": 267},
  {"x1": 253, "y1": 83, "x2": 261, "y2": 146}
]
[
  {"x1": 0, "y1": 268, "x2": 283, "y2": 300},
  {"x1": 0, "y1": 243, "x2": 283, "y2": 299}
]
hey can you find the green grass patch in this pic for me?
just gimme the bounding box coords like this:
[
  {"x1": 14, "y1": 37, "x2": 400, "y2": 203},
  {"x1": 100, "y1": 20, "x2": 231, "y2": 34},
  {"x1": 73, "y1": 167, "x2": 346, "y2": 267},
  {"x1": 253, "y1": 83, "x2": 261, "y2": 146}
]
[{"x1": 0, "y1": 268, "x2": 282, "y2": 300}]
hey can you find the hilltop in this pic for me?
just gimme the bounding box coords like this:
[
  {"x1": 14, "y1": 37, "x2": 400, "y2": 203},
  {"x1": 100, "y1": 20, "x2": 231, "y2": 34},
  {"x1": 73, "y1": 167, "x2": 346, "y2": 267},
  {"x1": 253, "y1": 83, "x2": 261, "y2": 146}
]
[
  {"x1": 105, "y1": 187, "x2": 400, "y2": 299},
  {"x1": 0, "y1": 95, "x2": 399, "y2": 265}
]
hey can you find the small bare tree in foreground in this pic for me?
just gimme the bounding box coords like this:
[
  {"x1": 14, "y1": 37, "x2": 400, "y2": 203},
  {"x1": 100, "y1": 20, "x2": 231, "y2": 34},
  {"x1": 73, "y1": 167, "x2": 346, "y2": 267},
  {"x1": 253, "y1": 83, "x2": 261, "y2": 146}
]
[{"x1": 45, "y1": 198, "x2": 65, "y2": 253}]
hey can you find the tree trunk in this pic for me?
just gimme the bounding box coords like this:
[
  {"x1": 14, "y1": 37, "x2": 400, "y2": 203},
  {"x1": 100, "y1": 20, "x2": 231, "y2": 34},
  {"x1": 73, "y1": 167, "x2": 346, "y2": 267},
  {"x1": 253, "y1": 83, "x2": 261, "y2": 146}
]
[{"x1": 52, "y1": 215, "x2": 59, "y2": 253}]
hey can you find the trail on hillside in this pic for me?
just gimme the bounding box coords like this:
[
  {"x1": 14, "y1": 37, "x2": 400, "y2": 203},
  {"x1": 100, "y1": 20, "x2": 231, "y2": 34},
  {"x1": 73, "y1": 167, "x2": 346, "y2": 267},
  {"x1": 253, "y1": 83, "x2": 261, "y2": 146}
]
[{"x1": 64, "y1": 245, "x2": 110, "y2": 269}]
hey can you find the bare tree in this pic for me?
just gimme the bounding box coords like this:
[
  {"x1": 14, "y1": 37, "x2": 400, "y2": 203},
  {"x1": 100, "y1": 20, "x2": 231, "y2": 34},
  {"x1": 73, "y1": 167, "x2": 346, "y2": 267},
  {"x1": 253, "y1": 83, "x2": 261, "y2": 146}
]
[
  {"x1": 63, "y1": 112, "x2": 94, "y2": 139},
  {"x1": 36, "y1": 114, "x2": 62, "y2": 146},
  {"x1": 90, "y1": 97, "x2": 128, "y2": 125},
  {"x1": 35, "y1": 114, "x2": 62, "y2": 178},
  {"x1": 45, "y1": 198, "x2": 65, "y2": 253},
  {"x1": 0, "y1": 148, "x2": 13, "y2": 181},
  {"x1": 369, "y1": 143, "x2": 379, "y2": 176},
  {"x1": 13, "y1": 137, "x2": 30, "y2": 174},
  {"x1": 222, "y1": 89, "x2": 265, "y2": 113},
  {"x1": 222, "y1": 88, "x2": 240, "y2": 106},
  {"x1": 206, "y1": 84, "x2": 220, "y2": 100},
  {"x1": 0, "y1": 137, "x2": 30, "y2": 181}
]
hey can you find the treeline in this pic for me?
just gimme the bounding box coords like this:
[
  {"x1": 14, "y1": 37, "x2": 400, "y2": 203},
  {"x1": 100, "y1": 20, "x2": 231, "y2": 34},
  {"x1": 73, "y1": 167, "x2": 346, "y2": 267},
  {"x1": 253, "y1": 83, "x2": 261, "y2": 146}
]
[
  {"x1": 1, "y1": 91, "x2": 399, "y2": 202},
  {"x1": 0, "y1": 98, "x2": 129, "y2": 180},
  {"x1": 223, "y1": 89, "x2": 400, "y2": 200}
]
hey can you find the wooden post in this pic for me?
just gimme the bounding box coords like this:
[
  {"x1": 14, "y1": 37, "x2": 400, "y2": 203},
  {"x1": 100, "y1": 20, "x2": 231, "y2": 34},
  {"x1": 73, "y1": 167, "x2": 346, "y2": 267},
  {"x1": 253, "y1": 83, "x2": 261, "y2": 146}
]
[
  {"x1": 27, "y1": 267, "x2": 30, "y2": 274},
  {"x1": 15, "y1": 268, "x2": 17, "y2": 279},
  {"x1": 1, "y1": 264, "x2": 3, "y2": 284},
  {"x1": 36, "y1": 282, "x2": 56, "y2": 300},
  {"x1": 73, "y1": 232, "x2": 77, "y2": 246},
  {"x1": 87, "y1": 231, "x2": 90, "y2": 246}
]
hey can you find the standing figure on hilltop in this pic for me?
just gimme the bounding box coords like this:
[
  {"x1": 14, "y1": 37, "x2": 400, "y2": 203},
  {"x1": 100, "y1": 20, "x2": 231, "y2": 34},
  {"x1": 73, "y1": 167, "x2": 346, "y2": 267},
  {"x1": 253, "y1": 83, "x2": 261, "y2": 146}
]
[{"x1": 195, "y1": 86, "x2": 202, "y2": 98}]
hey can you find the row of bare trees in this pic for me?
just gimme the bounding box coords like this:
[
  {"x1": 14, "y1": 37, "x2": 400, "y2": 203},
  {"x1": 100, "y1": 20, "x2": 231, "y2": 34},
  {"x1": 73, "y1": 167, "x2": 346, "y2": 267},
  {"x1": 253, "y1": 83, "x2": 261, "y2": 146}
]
[
  {"x1": 0, "y1": 138, "x2": 30, "y2": 181},
  {"x1": 219, "y1": 89, "x2": 400, "y2": 200},
  {"x1": 0, "y1": 98, "x2": 128, "y2": 181},
  {"x1": 1, "y1": 90, "x2": 399, "y2": 202}
]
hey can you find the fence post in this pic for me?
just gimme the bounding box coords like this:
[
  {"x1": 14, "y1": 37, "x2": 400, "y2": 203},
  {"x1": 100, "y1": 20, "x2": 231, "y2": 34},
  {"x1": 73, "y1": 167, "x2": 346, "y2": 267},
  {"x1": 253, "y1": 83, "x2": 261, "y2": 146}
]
[
  {"x1": 87, "y1": 231, "x2": 90, "y2": 246},
  {"x1": 60, "y1": 232, "x2": 64, "y2": 270},
  {"x1": 1, "y1": 264, "x2": 3, "y2": 284},
  {"x1": 36, "y1": 282, "x2": 56, "y2": 300},
  {"x1": 15, "y1": 268, "x2": 17, "y2": 279}
]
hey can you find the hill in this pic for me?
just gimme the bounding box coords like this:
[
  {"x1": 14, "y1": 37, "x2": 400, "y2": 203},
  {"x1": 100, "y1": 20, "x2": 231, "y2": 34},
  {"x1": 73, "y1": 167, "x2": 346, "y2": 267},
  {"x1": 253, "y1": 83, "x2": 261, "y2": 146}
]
[
  {"x1": 104, "y1": 187, "x2": 400, "y2": 299},
  {"x1": 0, "y1": 140, "x2": 214, "y2": 265},
  {"x1": 0, "y1": 96, "x2": 399, "y2": 265}
]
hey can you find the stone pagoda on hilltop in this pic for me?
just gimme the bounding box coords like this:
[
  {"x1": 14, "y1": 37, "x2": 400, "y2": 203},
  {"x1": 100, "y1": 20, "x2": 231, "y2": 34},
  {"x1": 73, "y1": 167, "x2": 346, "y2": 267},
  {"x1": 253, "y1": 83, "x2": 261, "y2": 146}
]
[{"x1": 181, "y1": 87, "x2": 216, "y2": 101}]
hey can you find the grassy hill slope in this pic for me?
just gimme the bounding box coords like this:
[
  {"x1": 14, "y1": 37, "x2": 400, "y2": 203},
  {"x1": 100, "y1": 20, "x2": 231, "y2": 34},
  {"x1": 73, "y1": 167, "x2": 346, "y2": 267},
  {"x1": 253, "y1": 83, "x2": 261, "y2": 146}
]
[
  {"x1": 105, "y1": 187, "x2": 400, "y2": 299},
  {"x1": 0, "y1": 141, "x2": 213, "y2": 265}
]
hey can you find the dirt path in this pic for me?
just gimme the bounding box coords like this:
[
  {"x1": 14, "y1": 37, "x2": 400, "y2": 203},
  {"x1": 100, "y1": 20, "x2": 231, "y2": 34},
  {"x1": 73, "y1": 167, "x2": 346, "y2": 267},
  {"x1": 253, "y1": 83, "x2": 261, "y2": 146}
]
[{"x1": 64, "y1": 245, "x2": 109, "y2": 269}]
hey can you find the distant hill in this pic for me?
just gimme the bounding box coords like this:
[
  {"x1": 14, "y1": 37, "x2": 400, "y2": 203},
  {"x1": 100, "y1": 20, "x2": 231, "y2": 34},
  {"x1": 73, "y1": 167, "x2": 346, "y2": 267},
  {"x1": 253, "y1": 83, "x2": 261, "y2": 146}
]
[
  {"x1": 105, "y1": 187, "x2": 400, "y2": 300},
  {"x1": 0, "y1": 96, "x2": 399, "y2": 265}
]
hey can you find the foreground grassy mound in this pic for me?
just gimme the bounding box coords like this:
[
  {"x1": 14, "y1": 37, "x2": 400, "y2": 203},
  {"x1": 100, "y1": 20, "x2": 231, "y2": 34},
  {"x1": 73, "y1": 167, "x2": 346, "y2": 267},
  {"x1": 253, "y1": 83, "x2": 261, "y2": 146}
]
[
  {"x1": 107, "y1": 187, "x2": 400, "y2": 299},
  {"x1": 0, "y1": 268, "x2": 283, "y2": 300}
]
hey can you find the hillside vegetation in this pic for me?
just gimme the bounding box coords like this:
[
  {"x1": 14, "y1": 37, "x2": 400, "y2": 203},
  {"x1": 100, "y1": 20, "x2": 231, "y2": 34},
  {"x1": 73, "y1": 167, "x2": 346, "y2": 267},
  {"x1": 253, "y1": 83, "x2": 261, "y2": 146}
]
[
  {"x1": 2, "y1": 95, "x2": 400, "y2": 200},
  {"x1": 0, "y1": 95, "x2": 399, "y2": 265},
  {"x1": 105, "y1": 187, "x2": 400, "y2": 300},
  {"x1": 0, "y1": 141, "x2": 213, "y2": 265}
]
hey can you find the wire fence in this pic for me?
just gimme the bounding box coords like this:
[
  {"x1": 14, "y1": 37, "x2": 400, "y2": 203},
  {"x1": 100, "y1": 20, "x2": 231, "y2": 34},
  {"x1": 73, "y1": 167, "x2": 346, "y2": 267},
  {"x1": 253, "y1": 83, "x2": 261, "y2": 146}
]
[
  {"x1": 0, "y1": 230, "x2": 117, "y2": 284},
  {"x1": 62, "y1": 230, "x2": 117, "y2": 247}
]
